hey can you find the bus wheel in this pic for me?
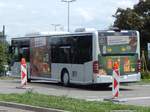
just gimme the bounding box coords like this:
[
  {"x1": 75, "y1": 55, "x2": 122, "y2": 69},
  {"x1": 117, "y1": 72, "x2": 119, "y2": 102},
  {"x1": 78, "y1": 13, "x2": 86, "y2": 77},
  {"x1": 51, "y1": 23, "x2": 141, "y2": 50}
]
[
  {"x1": 27, "y1": 72, "x2": 31, "y2": 82},
  {"x1": 27, "y1": 75, "x2": 31, "y2": 82},
  {"x1": 27, "y1": 78, "x2": 31, "y2": 82},
  {"x1": 62, "y1": 70, "x2": 70, "y2": 86}
]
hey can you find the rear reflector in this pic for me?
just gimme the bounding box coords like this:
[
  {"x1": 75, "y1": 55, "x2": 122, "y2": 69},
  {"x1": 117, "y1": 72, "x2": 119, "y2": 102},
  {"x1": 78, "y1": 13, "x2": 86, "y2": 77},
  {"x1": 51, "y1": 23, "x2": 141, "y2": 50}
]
[
  {"x1": 137, "y1": 59, "x2": 141, "y2": 72},
  {"x1": 93, "y1": 61, "x2": 99, "y2": 74}
]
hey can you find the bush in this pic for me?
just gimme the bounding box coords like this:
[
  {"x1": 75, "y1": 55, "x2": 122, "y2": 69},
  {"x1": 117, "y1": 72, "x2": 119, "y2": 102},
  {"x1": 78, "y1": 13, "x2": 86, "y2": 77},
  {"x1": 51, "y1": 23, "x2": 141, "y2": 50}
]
[{"x1": 141, "y1": 71, "x2": 150, "y2": 79}]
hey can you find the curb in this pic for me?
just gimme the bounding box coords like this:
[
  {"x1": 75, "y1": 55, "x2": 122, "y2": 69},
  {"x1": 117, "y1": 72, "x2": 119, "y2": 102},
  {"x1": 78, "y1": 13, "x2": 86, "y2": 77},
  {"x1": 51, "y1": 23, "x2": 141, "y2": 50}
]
[{"x1": 0, "y1": 101, "x2": 67, "y2": 112}]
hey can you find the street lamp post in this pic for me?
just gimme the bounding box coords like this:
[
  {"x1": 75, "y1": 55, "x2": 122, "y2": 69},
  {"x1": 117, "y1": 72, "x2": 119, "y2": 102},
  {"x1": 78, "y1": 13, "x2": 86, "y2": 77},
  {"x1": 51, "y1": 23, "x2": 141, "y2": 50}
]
[
  {"x1": 51, "y1": 24, "x2": 61, "y2": 31},
  {"x1": 61, "y1": 0, "x2": 76, "y2": 32}
]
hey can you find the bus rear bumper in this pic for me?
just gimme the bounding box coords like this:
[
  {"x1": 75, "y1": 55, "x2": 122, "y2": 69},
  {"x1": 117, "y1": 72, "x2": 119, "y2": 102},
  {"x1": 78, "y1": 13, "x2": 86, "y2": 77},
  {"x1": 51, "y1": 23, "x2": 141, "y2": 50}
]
[{"x1": 95, "y1": 73, "x2": 141, "y2": 84}]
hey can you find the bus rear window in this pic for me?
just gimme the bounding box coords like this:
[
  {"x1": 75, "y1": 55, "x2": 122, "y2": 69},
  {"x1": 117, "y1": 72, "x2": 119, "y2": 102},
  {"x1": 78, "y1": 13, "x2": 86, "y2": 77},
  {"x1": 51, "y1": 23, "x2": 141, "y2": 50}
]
[{"x1": 99, "y1": 36, "x2": 137, "y2": 54}]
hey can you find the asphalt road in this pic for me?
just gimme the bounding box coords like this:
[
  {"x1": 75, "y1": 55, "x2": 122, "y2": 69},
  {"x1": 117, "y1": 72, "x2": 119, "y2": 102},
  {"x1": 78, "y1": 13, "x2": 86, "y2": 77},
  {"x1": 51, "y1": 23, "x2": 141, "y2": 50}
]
[{"x1": 0, "y1": 79, "x2": 150, "y2": 107}]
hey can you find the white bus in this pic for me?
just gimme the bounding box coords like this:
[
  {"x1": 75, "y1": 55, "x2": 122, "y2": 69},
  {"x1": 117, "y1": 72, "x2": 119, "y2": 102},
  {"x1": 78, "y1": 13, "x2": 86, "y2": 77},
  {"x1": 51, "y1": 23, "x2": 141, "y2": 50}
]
[{"x1": 11, "y1": 29, "x2": 141, "y2": 86}]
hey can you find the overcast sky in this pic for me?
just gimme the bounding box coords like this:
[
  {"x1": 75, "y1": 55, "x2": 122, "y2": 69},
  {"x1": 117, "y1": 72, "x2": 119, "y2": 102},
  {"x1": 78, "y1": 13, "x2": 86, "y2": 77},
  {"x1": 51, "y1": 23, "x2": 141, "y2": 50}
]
[{"x1": 0, "y1": 0, "x2": 139, "y2": 38}]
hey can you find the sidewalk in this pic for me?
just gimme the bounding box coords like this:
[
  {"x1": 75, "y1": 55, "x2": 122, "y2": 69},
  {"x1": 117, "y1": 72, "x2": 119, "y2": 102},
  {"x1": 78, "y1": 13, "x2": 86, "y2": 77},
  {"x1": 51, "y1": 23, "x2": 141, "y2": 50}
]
[{"x1": 0, "y1": 106, "x2": 34, "y2": 112}]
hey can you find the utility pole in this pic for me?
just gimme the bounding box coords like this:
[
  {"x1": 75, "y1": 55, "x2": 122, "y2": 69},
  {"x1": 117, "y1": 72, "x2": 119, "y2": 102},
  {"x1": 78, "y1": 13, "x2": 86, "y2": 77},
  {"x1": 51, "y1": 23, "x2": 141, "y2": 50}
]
[
  {"x1": 2, "y1": 25, "x2": 5, "y2": 37},
  {"x1": 0, "y1": 25, "x2": 6, "y2": 43}
]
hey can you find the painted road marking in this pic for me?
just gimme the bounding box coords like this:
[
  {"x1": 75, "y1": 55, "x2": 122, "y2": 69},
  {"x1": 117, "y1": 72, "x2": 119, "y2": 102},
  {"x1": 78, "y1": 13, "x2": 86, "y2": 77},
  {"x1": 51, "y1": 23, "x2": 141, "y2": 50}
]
[
  {"x1": 86, "y1": 96, "x2": 150, "y2": 102},
  {"x1": 120, "y1": 96, "x2": 150, "y2": 101},
  {"x1": 140, "y1": 85, "x2": 150, "y2": 87}
]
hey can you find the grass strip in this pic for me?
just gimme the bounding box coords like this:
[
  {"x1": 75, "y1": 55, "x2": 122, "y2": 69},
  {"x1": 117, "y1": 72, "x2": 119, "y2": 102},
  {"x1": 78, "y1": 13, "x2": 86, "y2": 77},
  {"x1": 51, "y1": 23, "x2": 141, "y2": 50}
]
[
  {"x1": 0, "y1": 91, "x2": 149, "y2": 112},
  {"x1": 140, "y1": 79, "x2": 150, "y2": 84},
  {"x1": 0, "y1": 76, "x2": 17, "y2": 80}
]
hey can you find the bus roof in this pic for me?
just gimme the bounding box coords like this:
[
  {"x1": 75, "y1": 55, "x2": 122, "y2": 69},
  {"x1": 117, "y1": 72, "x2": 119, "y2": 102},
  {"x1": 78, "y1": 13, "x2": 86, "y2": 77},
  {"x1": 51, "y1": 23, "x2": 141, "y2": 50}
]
[
  {"x1": 98, "y1": 30, "x2": 138, "y2": 36},
  {"x1": 11, "y1": 31, "x2": 94, "y2": 41},
  {"x1": 11, "y1": 29, "x2": 139, "y2": 41}
]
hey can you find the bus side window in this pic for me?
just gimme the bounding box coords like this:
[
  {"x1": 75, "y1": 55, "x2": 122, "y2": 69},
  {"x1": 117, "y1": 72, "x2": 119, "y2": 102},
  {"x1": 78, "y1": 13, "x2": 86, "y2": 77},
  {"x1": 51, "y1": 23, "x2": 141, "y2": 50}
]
[
  {"x1": 72, "y1": 35, "x2": 92, "y2": 64},
  {"x1": 51, "y1": 35, "x2": 92, "y2": 64},
  {"x1": 17, "y1": 47, "x2": 30, "y2": 62},
  {"x1": 59, "y1": 46, "x2": 71, "y2": 63},
  {"x1": 51, "y1": 45, "x2": 59, "y2": 63}
]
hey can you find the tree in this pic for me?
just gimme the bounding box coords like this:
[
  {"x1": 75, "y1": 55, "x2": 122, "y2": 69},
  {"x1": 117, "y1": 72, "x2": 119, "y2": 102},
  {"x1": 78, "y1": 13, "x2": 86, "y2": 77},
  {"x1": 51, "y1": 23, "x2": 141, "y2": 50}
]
[
  {"x1": 134, "y1": 0, "x2": 150, "y2": 49},
  {"x1": 134, "y1": 0, "x2": 150, "y2": 17},
  {"x1": 113, "y1": 0, "x2": 150, "y2": 50},
  {"x1": 0, "y1": 42, "x2": 8, "y2": 73},
  {"x1": 113, "y1": 8, "x2": 144, "y2": 30}
]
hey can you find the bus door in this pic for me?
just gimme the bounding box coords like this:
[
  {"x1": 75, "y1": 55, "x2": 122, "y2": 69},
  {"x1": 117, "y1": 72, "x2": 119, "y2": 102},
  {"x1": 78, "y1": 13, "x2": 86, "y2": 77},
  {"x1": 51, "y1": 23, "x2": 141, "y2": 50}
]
[{"x1": 71, "y1": 35, "x2": 92, "y2": 83}]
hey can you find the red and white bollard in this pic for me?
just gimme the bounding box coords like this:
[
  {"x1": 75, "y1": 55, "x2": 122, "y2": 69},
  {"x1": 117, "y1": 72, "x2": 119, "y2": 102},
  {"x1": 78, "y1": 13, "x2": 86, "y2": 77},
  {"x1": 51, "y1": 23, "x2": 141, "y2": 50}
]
[
  {"x1": 20, "y1": 58, "x2": 27, "y2": 87},
  {"x1": 104, "y1": 62, "x2": 126, "y2": 102},
  {"x1": 112, "y1": 62, "x2": 120, "y2": 98}
]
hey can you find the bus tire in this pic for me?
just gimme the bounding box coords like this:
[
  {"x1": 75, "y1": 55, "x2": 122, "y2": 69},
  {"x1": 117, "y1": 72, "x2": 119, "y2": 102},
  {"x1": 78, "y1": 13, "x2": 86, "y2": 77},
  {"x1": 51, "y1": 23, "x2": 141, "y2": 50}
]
[
  {"x1": 27, "y1": 75, "x2": 31, "y2": 82},
  {"x1": 27, "y1": 78, "x2": 31, "y2": 82},
  {"x1": 61, "y1": 70, "x2": 70, "y2": 86}
]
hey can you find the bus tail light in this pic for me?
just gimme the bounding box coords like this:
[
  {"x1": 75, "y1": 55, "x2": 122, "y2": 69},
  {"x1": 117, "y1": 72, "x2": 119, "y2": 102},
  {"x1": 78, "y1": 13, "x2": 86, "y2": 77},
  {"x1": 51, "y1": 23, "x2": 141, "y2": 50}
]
[
  {"x1": 137, "y1": 59, "x2": 141, "y2": 72},
  {"x1": 93, "y1": 61, "x2": 99, "y2": 74}
]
